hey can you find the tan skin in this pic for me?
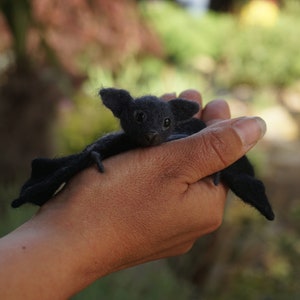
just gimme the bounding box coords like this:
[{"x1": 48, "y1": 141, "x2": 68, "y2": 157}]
[{"x1": 0, "y1": 90, "x2": 266, "y2": 299}]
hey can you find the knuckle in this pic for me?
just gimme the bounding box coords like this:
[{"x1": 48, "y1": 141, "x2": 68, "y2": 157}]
[
  {"x1": 204, "y1": 130, "x2": 229, "y2": 168},
  {"x1": 208, "y1": 212, "x2": 223, "y2": 232},
  {"x1": 173, "y1": 242, "x2": 195, "y2": 256},
  {"x1": 202, "y1": 128, "x2": 239, "y2": 170}
]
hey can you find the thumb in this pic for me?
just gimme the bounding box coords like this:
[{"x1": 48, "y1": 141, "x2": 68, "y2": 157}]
[{"x1": 164, "y1": 116, "x2": 266, "y2": 184}]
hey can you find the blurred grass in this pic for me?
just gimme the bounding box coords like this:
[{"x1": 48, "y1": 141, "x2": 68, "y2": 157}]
[{"x1": 72, "y1": 261, "x2": 194, "y2": 300}]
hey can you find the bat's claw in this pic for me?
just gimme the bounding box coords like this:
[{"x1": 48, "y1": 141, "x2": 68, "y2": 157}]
[
  {"x1": 265, "y1": 209, "x2": 275, "y2": 221},
  {"x1": 213, "y1": 172, "x2": 221, "y2": 186},
  {"x1": 11, "y1": 198, "x2": 23, "y2": 208},
  {"x1": 91, "y1": 151, "x2": 105, "y2": 173}
]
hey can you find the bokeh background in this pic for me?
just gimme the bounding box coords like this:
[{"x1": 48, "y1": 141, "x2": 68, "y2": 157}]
[{"x1": 1, "y1": 0, "x2": 299, "y2": 299}]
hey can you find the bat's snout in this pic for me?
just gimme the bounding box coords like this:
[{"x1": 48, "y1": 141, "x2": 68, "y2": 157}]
[{"x1": 144, "y1": 131, "x2": 160, "y2": 146}]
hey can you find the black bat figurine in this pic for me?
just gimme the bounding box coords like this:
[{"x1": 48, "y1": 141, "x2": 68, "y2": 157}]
[
  {"x1": 11, "y1": 88, "x2": 274, "y2": 221},
  {"x1": 11, "y1": 88, "x2": 199, "y2": 207}
]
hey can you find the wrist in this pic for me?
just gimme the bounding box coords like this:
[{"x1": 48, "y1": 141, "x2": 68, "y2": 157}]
[
  {"x1": 0, "y1": 198, "x2": 119, "y2": 299},
  {"x1": 34, "y1": 190, "x2": 131, "y2": 289},
  {"x1": 31, "y1": 201, "x2": 115, "y2": 295}
]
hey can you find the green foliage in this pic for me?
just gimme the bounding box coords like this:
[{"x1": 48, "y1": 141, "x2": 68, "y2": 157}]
[
  {"x1": 143, "y1": 1, "x2": 300, "y2": 88},
  {"x1": 83, "y1": 56, "x2": 209, "y2": 103},
  {"x1": 0, "y1": 182, "x2": 38, "y2": 236},
  {"x1": 55, "y1": 91, "x2": 119, "y2": 154},
  {"x1": 0, "y1": 0, "x2": 32, "y2": 60},
  {"x1": 72, "y1": 261, "x2": 193, "y2": 300},
  {"x1": 283, "y1": 0, "x2": 300, "y2": 17},
  {"x1": 220, "y1": 16, "x2": 300, "y2": 87},
  {"x1": 210, "y1": 231, "x2": 300, "y2": 300},
  {"x1": 143, "y1": 2, "x2": 235, "y2": 63},
  {"x1": 0, "y1": 203, "x2": 37, "y2": 237},
  {"x1": 76, "y1": 1, "x2": 300, "y2": 125}
]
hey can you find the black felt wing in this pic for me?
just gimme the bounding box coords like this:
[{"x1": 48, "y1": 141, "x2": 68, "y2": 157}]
[
  {"x1": 221, "y1": 156, "x2": 274, "y2": 220},
  {"x1": 11, "y1": 152, "x2": 91, "y2": 207},
  {"x1": 11, "y1": 132, "x2": 138, "y2": 208}
]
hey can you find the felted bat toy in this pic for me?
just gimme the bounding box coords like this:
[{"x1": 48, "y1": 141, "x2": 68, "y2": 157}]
[{"x1": 11, "y1": 88, "x2": 274, "y2": 221}]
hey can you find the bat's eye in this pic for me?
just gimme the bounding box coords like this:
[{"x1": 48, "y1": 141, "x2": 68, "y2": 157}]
[
  {"x1": 134, "y1": 110, "x2": 147, "y2": 124},
  {"x1": 163, "y1": 118, "x2": 171, "y2": 129}
]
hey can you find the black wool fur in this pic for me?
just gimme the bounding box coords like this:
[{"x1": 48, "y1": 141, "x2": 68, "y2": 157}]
[{"x1": 11, "y1": 88, "x2": 274, "y2": 221}]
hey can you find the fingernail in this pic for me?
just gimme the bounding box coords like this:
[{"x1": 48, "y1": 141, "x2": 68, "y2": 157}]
[{"x1": 233, "y1": 117, "x2": 267, "y2": 148}]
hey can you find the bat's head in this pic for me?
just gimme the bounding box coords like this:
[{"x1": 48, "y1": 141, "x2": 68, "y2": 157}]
[{"x1": 99, "y1": 88, "x2": 199, "y2": 146}]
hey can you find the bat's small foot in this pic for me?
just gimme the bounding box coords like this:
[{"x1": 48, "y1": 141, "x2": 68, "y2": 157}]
[
  {"x1": 213, "y1": 172, "x2": 221, "y2": 186},
  {"x1": 91, "y1": 151, "x2": 105, "y2": 173},
  {"x1": 11, "y1": 198, "x2": 22, "y2": 208}
]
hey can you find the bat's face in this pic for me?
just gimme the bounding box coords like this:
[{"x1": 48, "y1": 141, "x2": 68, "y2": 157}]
[
  {"x1": 120, "y1": 97, "x2": 175, "y2": 146},
  {"x1": 100, "y1": 88, "x2": 199, "y2": 147}
]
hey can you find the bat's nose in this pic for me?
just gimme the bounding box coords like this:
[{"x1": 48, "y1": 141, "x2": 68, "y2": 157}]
[{"x1": 145, "y1": 131, "x2": 159, "y2": 145}]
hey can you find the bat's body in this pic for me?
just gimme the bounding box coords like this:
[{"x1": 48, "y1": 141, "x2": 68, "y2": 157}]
[{"x1": 11, "y1": 88, "x2": 274, "y2": 221}]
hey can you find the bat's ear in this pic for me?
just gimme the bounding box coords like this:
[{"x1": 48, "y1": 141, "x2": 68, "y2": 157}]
[
  {"x1": 169, "y1": 99, "x2": 200, "y2": 121},
  {"x1": 99, "y1": 88, "x2": 134, "y2": 118}
]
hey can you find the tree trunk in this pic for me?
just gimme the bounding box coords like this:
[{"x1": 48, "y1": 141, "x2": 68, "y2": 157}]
[{"x1": 0, "y1": 64, "x2": 60, "y2": 211}]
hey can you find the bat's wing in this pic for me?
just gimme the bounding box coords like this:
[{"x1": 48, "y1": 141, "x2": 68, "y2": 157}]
[
  {"x1": 20, "y1": 156, "x2": 79, "y2": 194},
  {"x1": 30, "y1": 155, "x2": 79, "y2": 178},
  {"x1": 11, "y1": 132, "x2": 134, "y2": 208},
  {"x1": 225, "y1": 155, "x2": 255, "y2": 177},
  {"x1": 222, "y1": 163, "x2": 274, "y2": 221},
  {"x1": 11, "y1": 152, "x2": 90, "y2": 207}
]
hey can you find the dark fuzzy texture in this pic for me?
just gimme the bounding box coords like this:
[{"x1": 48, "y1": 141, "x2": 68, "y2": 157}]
[{"x1": 11, "y1": 88, "x2": 274, "y2": 221}]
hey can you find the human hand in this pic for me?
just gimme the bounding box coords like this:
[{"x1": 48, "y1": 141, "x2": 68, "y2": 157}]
[
  {"x1": 38, "y1": 90, "x2": 266, "y2": 278},
  {"x1": 0, "y1": 90, "x2": 266, "y2": 299}
]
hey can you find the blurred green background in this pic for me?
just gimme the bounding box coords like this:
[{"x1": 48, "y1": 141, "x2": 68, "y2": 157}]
[{"x1": 1, "y1": 0, "x2": 300, "y2": 299}]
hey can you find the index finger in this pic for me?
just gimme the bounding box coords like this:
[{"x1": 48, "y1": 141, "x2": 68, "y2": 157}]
[{"x1": 202, "y1": 99, "x2": 231, "y2": 125}]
